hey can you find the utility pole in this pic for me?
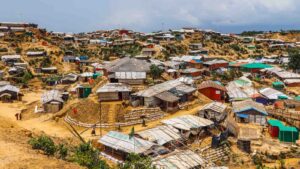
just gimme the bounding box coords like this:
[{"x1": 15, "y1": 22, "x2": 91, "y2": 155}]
[{"x1": 99, "y1": 101, "x2": 102, "y2": 137}]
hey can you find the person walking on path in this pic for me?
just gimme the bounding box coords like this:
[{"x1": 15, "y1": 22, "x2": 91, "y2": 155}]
[
  {"x1": 19, "y1": 113, "x2": 22, "y2": 120},
  {"x1": 91, "y1": 126, "x2": 96, "y2": 136},
  {"x1": 15, "y1": 113, "x2": 19, "y2": 120}
]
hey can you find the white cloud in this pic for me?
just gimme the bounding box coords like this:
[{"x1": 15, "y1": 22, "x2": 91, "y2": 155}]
[
  {"x1": 1, "y1": 0, "x2": 300, "y2": 32},
  {"x1": 96, "y1": 0, "x2": 300, "y2": 31}
]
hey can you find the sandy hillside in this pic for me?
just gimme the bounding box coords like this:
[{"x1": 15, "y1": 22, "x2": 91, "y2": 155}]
[{"x1": 0, "y1": 116, "x2": 83, "y2": 169}]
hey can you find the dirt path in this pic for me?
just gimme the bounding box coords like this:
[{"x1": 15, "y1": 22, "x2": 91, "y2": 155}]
[
  {"x1": 101, "y1": 101, "x2": 122, "y2": 131},
  {"x1": 0, "y1": 90, "x2": 73, "y2": 139}
]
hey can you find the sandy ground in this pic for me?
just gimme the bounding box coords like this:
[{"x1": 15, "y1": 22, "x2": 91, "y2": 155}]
[
  {"x1": 0, "y1": 89, "x2": 86, "y2": 168},
  {"x1": 0, "y1": 91, "x2": 73, "y2": 138},
  {"x1": 0, "y1": 115, "x2": 83, "y2": 169}
]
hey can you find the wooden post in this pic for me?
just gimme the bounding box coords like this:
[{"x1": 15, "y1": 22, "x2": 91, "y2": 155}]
[{"x1": 99, "y1": 101, "x2": 102, "y2": 137}]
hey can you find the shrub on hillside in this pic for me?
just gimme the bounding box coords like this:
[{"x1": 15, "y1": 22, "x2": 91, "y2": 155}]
[
  {"x1": 72, "y1": 142, "x2": 109, "y2": 169},
  {"x1": 28, "y1": 135, "x2": 56, "y2": 156},
  {"x1": 57, "y1": 144, "x2": 68, "y2": 160}
]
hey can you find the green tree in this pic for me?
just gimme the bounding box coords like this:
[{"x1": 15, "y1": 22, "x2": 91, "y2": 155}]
[
  {"x1": 240, "y1": 31, "x2": 264, "y2": 36},
  {"x1": 120, "y1": 153, "x2": 154, "y2": 169},
  {"x1": 21, "y1": 71, "x2": 33, "y2": 84},
  {"x1": 150, "y1": 64, "x2": 163, "y2": 79},
  {"x1": 40, "y1": 57, "x2": 52, "y2": 67},
  {"x1": 15, "y1": 47, "x2": 22, "y2": 54},
  {"x1": 72, "y1": 142, "x2": 109, "y2": 169},
  {"x1": 229, "y1": 44, "x2": 241, "y2": 52},
  {"x1": 288, "y1": 48, "x2": 300, "y2": 72}
]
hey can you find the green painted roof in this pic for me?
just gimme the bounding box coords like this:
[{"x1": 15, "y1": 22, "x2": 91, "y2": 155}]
[
  {"x1": 235, "y1": 79, "x2": 250, "y2": 85},
  {"x1": 242, "y1": 63, "x2": 273, "y2": 69},
  {"x1": 279, "y1": 126, "x2": 298, "y2": 132},
  {"x1": 272, "y1": 81, "x2": 284, "y2": 86},
  {"x1": 268, "y1": 119, "x2": 283, "y2": 127},
  {"x1": 213, "y1": 81, "x2": 223, "y2": 86},
  {"x1": 278, "y1": 95, "x2": 288, "y2": 100},
  {"x1": 229, "y1": 62, "x2": 236, "y2": 65},
  {"x1": 295, "y1": 96, "x2": 300, "y2": 101}
]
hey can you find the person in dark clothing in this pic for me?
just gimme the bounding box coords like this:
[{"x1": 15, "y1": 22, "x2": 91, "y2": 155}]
[
  {"x1": 91, "y1": 126, "x2": 96, "y2": 136},
  {"x1": 18, "y1": 113, "x2": 22, "y2": 120},
  {"x1": 15, "y1": 113, "x2": 19, "y2": 120}
]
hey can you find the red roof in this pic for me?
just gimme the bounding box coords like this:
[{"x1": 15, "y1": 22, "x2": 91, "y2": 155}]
[{"x1": 198, "y1": 80, "x2": 227, "y2": 91}]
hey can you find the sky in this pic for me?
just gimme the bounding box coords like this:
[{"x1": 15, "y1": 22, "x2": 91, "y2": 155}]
[{"x1": 1, "y1": 0, "x2": 300, "y2": 33}]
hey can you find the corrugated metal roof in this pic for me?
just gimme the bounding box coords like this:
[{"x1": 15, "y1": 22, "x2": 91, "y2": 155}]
[
  {"x1": 161, "y1": 115, "x2": 213, "y2": 131},
  {"x1": 26, "y1": 51, "x2": 45, "y2": 55},
  {"x1": 171, "y1": 55, "x2": 203, "y2": 62},
  {"x1": 175, "y1": 84, "x2": 196, "y2": 94},
  {"x1": 80, "y1": 72, "x2": 93, "y2": 77},
  {"x1": 241, "y1": 86, "x2": 260, "y2": 98},
  {"x1": 177, "y1": 76, "x2": 194, "y2": 85},
  {"x1": 259, "y1": 87, "x2": 290, "y2": 100},
  {"x1": 155, "y1": 91, "x2": 179, "y2": 102},
  {"x1": 1, "y1": 55, "x2": 21, "y2": 60},
  {"x1": 62, "y1": 73, "x2": 78, "y2": 81},
  {"x1": 41, "y1": 90, "x2": 63, "y2": 104},
  {"x1": 115, "y1": 72, "x2": 146, "y2": 79},
  {"x1": 137, "y1": 125, "x2": 181, "y2": 145},
  {"x1": 181, "y1": 68, "x2": 202, "y2": 74},
  {"x1": 134, "y1": 79, "x2": 183, "y2": 97},
  {"x1": 198, "y1": 80, "x2": 226, "y2": 91},
  {"x1": 152, "y1": 150, "x2": 207, "y2": 169},
  {"x1": 105, "y1": 57, "x2": 151, "y2": 73},
  {"x1": 41, "y1": 67, "x2": 57, "y2": 70},
  {"x1": 204, "y1": 59, "x2": 228, "y2": 65},
  {"x1": 0, "y1": 81, "x2": 10, "y2": 87},
  {"x1": 96, "y1": 83, "x2": 132, "y2": 93},
  {"x1": 232, "y1": 100, "x2": 267, "y2": 115},
  {"x1": 200, "y1": 102, "x2": 227, "y2": 113},
  {"x1": 284, "y1": 79, "x2": 300, "y2": 84},
  {"x1": 226, "y1": 82, "x2": 249, "y2": 101},
  {"x1": 234, "y1": 76, "x2": 252, "y2": 87},
  {"x1": 0, "y1": 84, "x2": 19, "y2": 93},
  {"x1": 98, "y1": 131, "x2": 154, "y2": 154},
  {"x1": 275, "y1": 71, "x2": 300, "y2": 79}
]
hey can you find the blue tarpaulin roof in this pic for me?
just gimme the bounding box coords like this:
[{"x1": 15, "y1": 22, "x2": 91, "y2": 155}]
[{"x1": 237, "y1": 114, "x2": 249, "y2": 118}]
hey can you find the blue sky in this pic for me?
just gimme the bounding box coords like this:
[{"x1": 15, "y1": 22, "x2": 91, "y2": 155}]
[{"x1": 1, "y1": 0, "x2": 300, "y2": 33}]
